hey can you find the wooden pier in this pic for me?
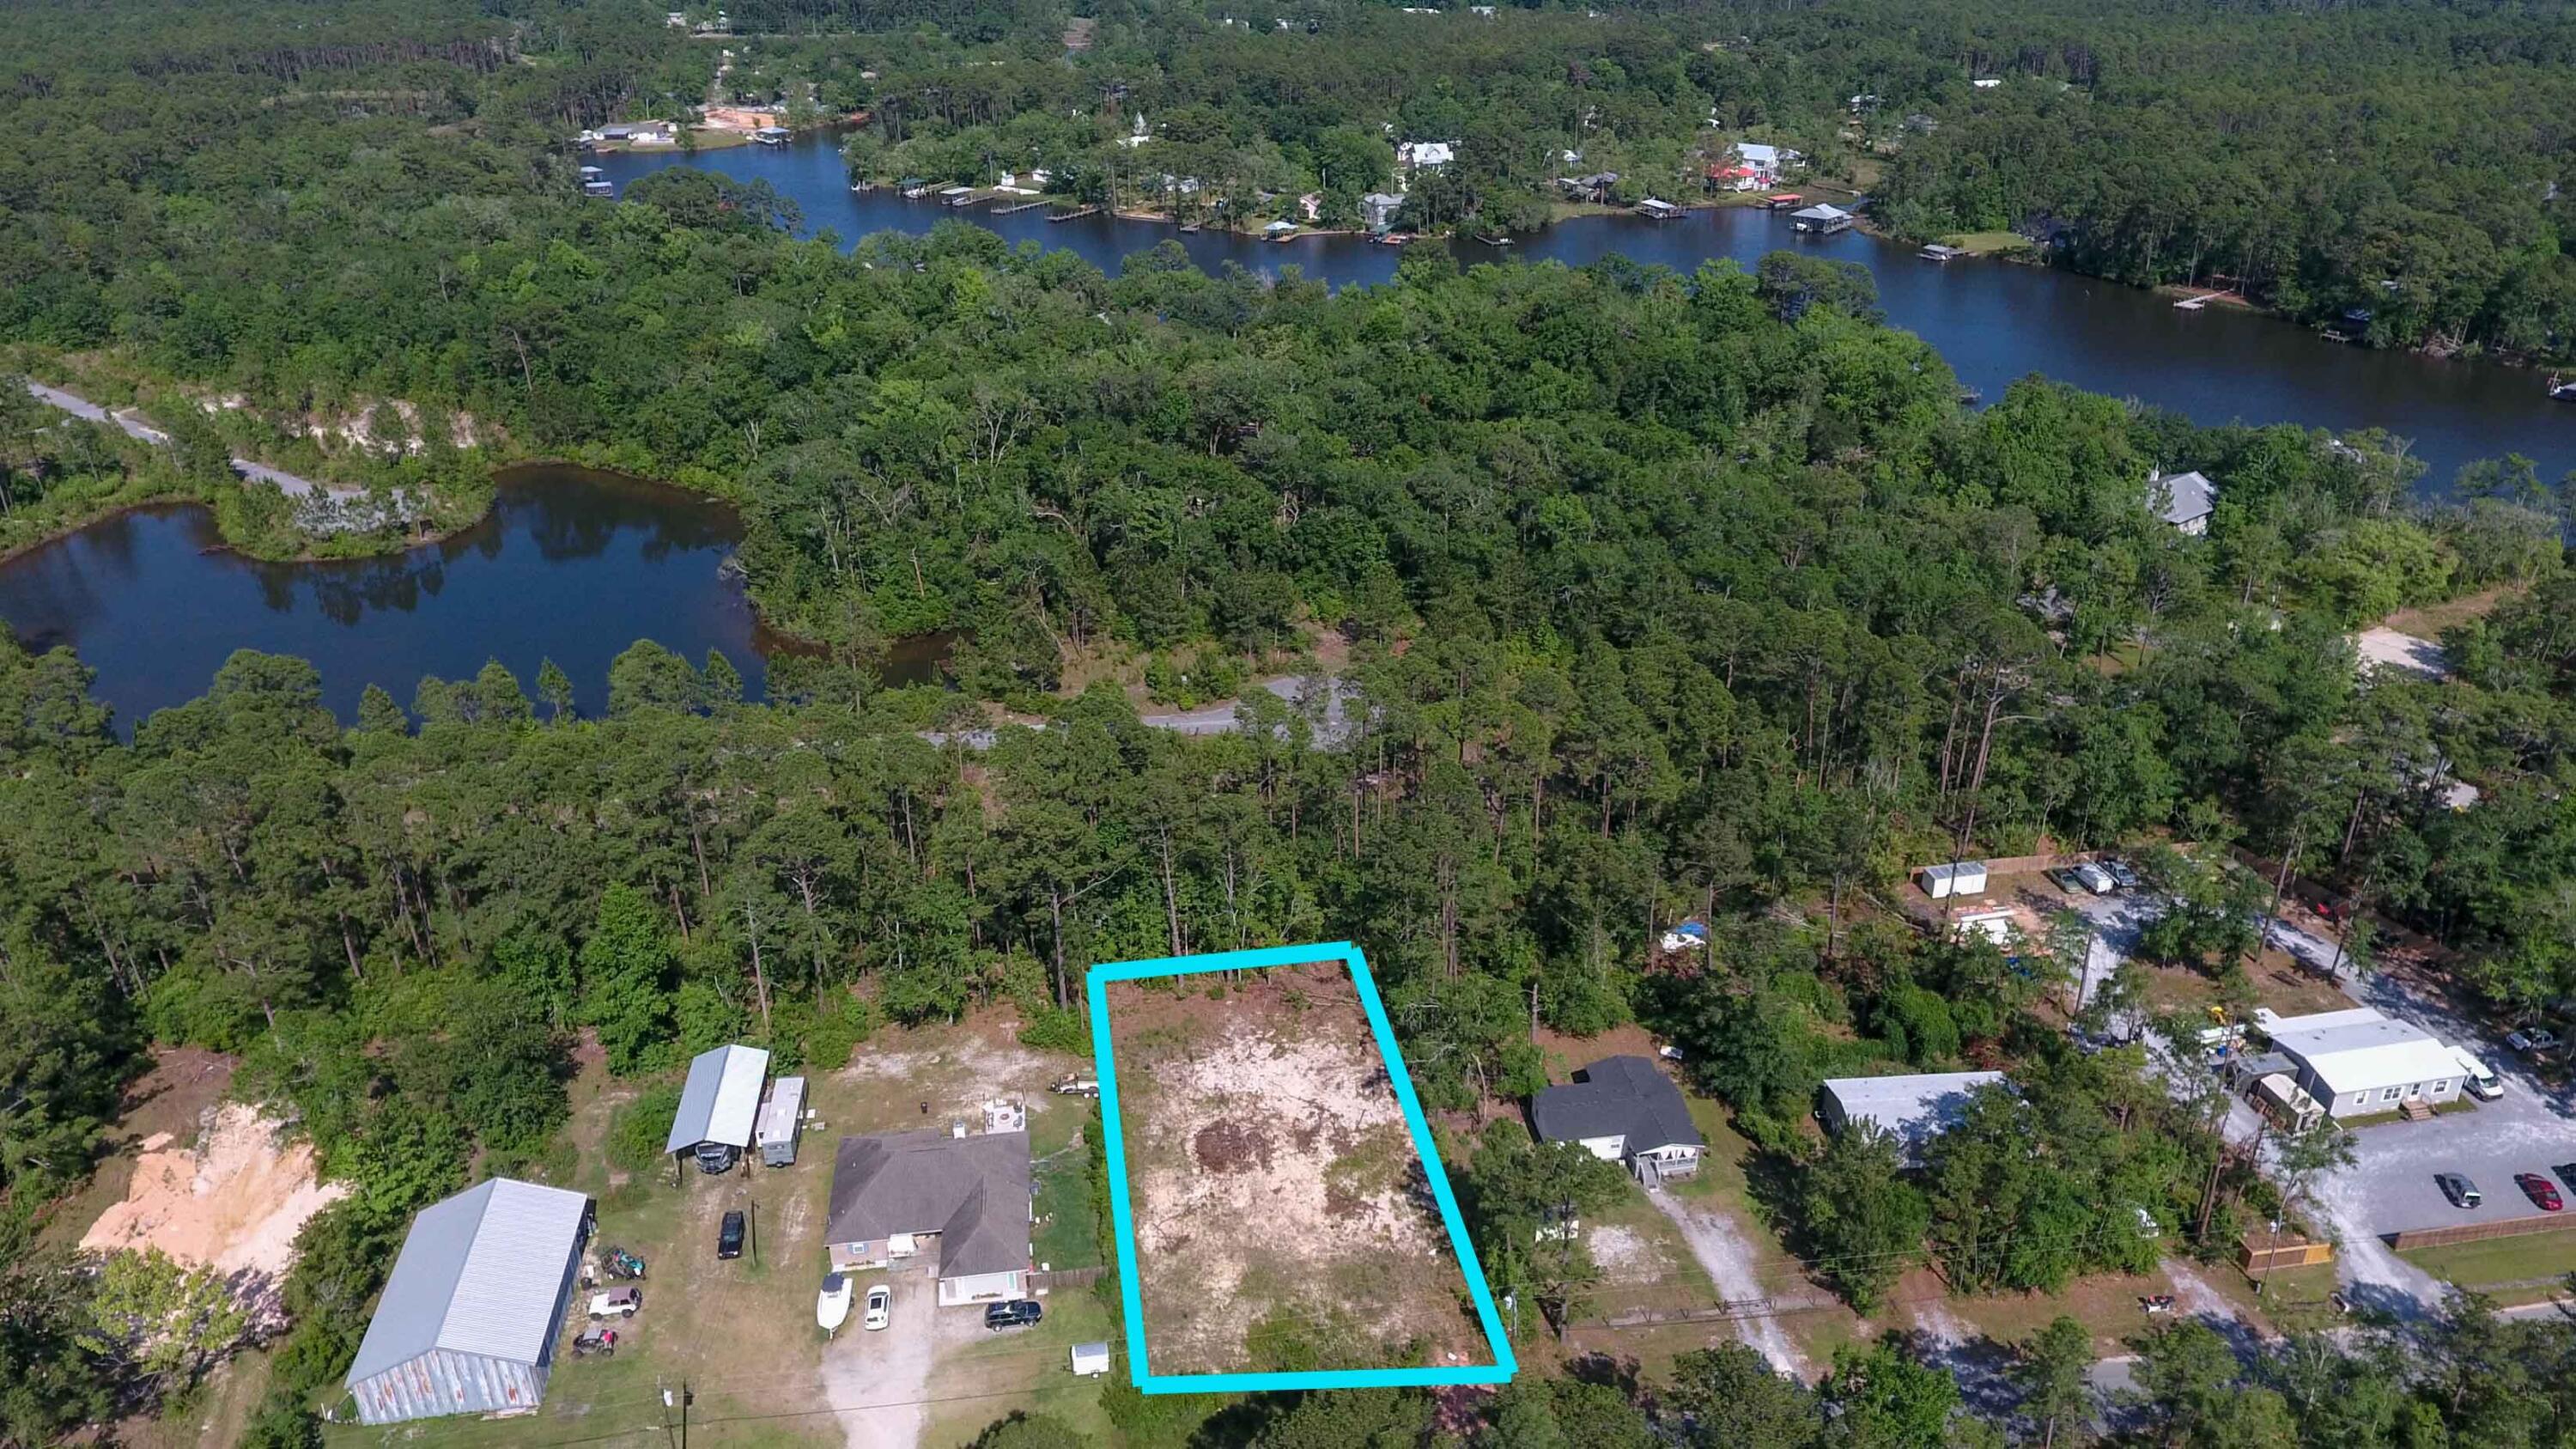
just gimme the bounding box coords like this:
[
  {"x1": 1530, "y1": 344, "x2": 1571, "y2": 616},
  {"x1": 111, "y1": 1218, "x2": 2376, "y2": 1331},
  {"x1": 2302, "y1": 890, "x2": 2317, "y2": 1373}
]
[
  {"x1": 1047, "y1": 206, "x2": 1100, "y2": 223},
  {"x1": 989, "y1": 198, "x2": 1050, "y2": 215}
]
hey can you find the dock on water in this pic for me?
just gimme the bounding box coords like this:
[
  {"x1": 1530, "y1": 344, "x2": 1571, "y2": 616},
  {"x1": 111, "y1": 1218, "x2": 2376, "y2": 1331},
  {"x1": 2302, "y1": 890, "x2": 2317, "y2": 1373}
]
[
  {"x1": 1047, "y1": 205, "x2": 1100, "y2": 223},
  {"x1": 989, "y1": 198, "x2": 1050, "y2": 215}
]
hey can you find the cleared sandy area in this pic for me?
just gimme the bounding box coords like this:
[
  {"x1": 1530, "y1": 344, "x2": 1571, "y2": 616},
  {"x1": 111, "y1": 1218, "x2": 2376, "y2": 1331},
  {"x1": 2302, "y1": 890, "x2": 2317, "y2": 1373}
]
[
  {"x1": 82, "y1": 1102, "x2": 348, "y2": 1287},
  {"x1": 1107, "y1": 961, "x2": 1487, "y2": 1376}
]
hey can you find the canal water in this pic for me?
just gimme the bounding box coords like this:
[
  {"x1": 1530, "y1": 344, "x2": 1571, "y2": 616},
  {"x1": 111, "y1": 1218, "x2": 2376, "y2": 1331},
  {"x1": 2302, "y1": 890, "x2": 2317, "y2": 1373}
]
[
  {"x1": 0, "y1": 466, "x2": 915, "y2": 734},
  {"x1": 600, "y1": 133, "x2": 2570, "y2": 487}
]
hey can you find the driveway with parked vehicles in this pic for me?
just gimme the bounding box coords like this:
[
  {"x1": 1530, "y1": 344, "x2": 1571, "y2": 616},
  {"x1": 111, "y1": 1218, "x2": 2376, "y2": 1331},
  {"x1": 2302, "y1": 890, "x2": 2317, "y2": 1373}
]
[{"x1": 2066, "y1": 885, "x2": 2576, "y2": 1316}]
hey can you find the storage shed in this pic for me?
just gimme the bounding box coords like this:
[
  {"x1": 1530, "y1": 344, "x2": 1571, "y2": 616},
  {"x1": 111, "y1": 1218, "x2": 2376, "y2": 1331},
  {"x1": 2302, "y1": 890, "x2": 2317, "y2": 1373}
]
[
  {"x1": 1917, "y1": 861, "x2": 1989, "y2": 898},
  {"x1": 1071, "y1": 1342, "x2": 1113, "y2": 1377},
  {"x1": 343, "y1": 1178, "x2": 592, "y2": 1426},
  {"x1": 758, "y1": 1075, "x2": 808, "y2": 1167},
  {"x1": 667, "y1": 1044, "x2": 770, "y2": 1173}
]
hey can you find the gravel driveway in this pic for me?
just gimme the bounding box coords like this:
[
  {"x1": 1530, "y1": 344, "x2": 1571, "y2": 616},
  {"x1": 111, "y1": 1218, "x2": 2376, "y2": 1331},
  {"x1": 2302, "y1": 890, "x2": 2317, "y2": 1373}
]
[
  {"x1": 818, "y1": 1272, "x2": 973, "y2": 1449},
  {"x1": 1644, "y1": 1185, "x2": 1814, "y2": 1379}
]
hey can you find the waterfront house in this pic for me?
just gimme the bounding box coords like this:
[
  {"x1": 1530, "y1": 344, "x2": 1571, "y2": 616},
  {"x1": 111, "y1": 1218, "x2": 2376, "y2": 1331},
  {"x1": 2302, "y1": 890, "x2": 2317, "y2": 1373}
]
[
  {"x1": 1397, "y1": 140, "x2": 1455, "y2": 172},
  {"x1": 2148, "y1": 469, "x2": 2217, "y2": 534},
  {"x1": 1360, "y1": 192, "x2": 1406, "y2": 231}
]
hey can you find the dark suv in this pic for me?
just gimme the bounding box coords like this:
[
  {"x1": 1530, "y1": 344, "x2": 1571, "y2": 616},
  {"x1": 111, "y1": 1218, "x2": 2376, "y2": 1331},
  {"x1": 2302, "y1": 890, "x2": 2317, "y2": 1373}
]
[
  {"x1": 983, "y1": 1299, "x2": 1043, "y2": 1331},
  {"x1": 717, "y1": 1210, "x2": 745, "y2": 1260}
]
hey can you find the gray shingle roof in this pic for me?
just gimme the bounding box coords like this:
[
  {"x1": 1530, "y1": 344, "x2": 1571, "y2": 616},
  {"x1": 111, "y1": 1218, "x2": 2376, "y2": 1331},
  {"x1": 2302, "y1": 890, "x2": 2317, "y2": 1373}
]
[
  {"x1": 2151, "y1": 469, "x2": 2216, "y2": 526},
  {"x1": 345, "y1": 1178, "x2": 592, "y2": 1385},
  {"x1": 666, "y1": 1044, "x2": 770, "y2": 1153},
  {"x1": 1530, "y1": 1056, "x2": 1702, "y2": 1153},
  {"x1": 825, "y1": 1129, "x2": 1030, "y2": 1278}
]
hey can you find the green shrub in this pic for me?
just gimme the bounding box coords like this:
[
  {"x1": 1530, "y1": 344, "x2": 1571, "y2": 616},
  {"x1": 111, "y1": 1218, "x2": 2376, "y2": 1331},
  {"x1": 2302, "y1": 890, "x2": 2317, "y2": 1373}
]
[{"x1": 608, "y1": 1082, "x2": 683, "y2": 1179}]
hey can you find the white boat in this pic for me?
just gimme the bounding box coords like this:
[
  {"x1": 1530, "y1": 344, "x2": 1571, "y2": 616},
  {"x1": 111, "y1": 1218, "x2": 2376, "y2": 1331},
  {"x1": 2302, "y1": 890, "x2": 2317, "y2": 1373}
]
[{"x1": 817, "y1": 1273, "x2": 853, "y2": 1336}]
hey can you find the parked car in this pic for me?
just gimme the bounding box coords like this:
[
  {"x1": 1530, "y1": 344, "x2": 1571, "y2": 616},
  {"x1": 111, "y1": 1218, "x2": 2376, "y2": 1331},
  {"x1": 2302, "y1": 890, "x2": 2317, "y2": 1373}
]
[
  {"x1": 2455, "y1": 1050, "x2": 2504, "y2": 1100},
  {"x1": 2435, "y1": 1172, "x2": 2482, "y2": 1209},
  {"x1": 864, "y1": 1283, "x2": 892, "y2": 1331},
  {"x1": 572, "y1": 1327, "x2": 617, "y2": 1358},
  {"x1": 588, "y1": 1287, "x2": 644, "y2": 1319},
  {"x1": 2045, "y1": 867, "x2": 2087, "y2": 894},
  {"x1": 2070, "y1": 862, "x2": 2117, "y2": 895},
  {"x1": 984, "y1": 1299, "x2": 1044, "y2": 1331},
  {"x1": 2507, "y1": 1027, "x2": 2562, "y2": 1056},
  {"x1": 718, "y1": 1210, "x2": 745, "y2": 1260},
  {"x1": 1052, "y1": 1075, "x2": 1100, "y2": 1097},
  {"x1": 2101, "y1": 858, "x2": 2142, "y2": 890},
  {"x1": 2518, "y1": 1173, "x2": 2564, "y2": 1211},
  {"x1": 2554, "y1": 1163, "x2": 2576, "y2": 1195}
]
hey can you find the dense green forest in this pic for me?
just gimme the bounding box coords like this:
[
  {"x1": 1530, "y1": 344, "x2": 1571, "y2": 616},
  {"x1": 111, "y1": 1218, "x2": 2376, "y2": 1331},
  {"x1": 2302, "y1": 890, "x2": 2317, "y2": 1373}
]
[{"x1": 9, "y1": 1, "x2": 2576, "y2": 1446}]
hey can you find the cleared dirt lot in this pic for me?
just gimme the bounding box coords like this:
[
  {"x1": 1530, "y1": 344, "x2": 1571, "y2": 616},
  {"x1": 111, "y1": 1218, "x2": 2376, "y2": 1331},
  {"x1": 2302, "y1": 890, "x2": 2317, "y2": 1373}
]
[{"x1": 1104, "y1": 960, "x2": 1490, "y2": 1376}]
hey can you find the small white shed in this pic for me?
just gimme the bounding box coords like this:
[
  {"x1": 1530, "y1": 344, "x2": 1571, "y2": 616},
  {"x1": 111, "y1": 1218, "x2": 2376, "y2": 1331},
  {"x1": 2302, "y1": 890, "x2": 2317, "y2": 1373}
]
[
  {"x1": 1917, "y1": 861, "x2": 1990, "y2": 898},
  {"x1": 1070, "y1": 1342, "x2": 1112, "y2": 1378}
]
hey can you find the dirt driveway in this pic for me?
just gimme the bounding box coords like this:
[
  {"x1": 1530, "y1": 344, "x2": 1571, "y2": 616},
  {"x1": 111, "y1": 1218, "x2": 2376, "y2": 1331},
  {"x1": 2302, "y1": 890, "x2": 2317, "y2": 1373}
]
[
  {"x1": 819, "y1": 1271, "x2": 982, "y2": 1449},
  {"x1": 1644, "y1": 1186, "x2": 1814, "y2": 1379}
]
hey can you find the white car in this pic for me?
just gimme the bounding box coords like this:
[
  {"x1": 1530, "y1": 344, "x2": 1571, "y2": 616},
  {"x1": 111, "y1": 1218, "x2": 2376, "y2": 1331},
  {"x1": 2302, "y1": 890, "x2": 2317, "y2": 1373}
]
[
  {"x1": 587, "y1": 1287, "x2": 642, "y2": 1319},
  {"x1": 2071, "y1": 862, "x2": 2117, "y2": 895},
  {"x1": 863, "y1": 1283, "x2": 892, "y2": 1331},
  {"x1": 2456, "y1": 1049, "x2": 2503, "y2": 1100}
]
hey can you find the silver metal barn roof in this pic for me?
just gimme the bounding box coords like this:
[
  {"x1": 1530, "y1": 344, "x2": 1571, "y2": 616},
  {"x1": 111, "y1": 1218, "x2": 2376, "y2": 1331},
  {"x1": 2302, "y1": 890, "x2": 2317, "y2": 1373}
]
[
  {"x1": 666, "y1": 1044, "x2": 771, "y2": 1153},
  {"x1": 345, "y1": 1178, "x2": 592, "y2": 1385}
]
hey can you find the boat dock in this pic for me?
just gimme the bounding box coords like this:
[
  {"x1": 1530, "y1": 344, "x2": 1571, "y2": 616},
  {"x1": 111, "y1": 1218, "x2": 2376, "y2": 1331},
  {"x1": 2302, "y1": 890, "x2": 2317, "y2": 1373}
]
[
  {"x1": 989, "y1": 198, "x2": 1050, "y2": 215},
  {"x1": 1918, "y1": 243, "x2": 1969, "y2": 263},
  {"x1": 1047, "y1": 205, "x2": 1100, "y2": 223}
]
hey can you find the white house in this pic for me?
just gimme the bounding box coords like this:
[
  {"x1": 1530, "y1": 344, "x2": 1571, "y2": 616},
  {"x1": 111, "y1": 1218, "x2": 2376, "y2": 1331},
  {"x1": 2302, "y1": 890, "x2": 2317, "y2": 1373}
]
[
  {"x1": 823, "y1": 1128, "x2": 1032, "y2": 1305},
  {"x1": 2150, "y1": 469, "x2": 2217, "y2": 534},
  {"x1": 1397, "y1": 140, "x2": 1455, "y2": 172},
  {"x1": 2255, "y1": 1007, "x2": 2463, "y2": 1119},
  {"x1": 1818, "y1": 1071, "x2": 2007, "y2": 1165},
  {"x1": 1530, "y1": 1056, "x2": 1703, "y2": 1183}
]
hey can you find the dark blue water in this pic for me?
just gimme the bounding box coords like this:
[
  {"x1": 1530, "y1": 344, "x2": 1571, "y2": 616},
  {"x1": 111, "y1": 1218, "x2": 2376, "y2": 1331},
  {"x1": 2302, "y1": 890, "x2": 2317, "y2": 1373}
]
[
  {"x1": 602, "y1": 135, "x2": 2573, "y2": 486},
  {"x1": 0, "y1": 467, "x2": 798, "y2": 732}
]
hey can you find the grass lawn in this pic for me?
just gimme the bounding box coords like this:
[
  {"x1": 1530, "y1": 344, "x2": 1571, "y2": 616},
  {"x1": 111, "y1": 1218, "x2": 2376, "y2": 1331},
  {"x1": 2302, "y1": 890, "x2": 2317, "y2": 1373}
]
[
  {"x1": 1937, "y1": 230, "x2": 2032, "y2": 255},
  {"x1": 920, "y1": 1288, "x2": 1120, "y2": 1448},
  {"x1": 1031, "y1": 1132, "x2": 1102, "y2": 1271},
  {"x1": 324, "y1": 1011, "x2": 1096, "y2": 1449},
  {"x1": 2403, "y1": 1231, "x2": 2576, "y2": 1294}
]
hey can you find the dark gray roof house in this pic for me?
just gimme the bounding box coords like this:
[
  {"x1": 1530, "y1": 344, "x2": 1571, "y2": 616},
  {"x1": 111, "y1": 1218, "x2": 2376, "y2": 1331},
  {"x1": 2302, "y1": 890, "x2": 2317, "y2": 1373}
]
[
  {"x1": 344, "y1": 1178, "x2": 592, "y2": 1426},
  {"x1": 824, "y1": 1128, "x2": 1032, "y2": 1303},
  {"x1": 1531, "y1": 1056, "x2": 1704, "y2": 1179}
]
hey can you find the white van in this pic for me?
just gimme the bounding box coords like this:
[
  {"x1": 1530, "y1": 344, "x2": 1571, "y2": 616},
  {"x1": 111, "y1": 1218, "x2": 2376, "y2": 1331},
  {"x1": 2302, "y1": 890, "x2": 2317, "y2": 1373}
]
[{"x1": 2456, "y1": 1049, "x2": 2503, "y2": 1100}]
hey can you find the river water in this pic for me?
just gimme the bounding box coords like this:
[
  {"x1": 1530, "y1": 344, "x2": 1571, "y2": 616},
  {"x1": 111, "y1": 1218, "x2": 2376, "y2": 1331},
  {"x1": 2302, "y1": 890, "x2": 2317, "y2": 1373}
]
[
  {"x1": 7, "y1": 137, "x2": 2566, "y2": 728},
  {"x1": 600, "y1": 133, "x2": 2569, "y2": 487}
]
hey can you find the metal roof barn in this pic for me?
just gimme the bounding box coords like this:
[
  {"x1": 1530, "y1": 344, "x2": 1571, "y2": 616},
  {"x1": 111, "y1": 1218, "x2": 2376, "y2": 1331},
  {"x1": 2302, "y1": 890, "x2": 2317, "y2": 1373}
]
[
  {"x1": 343, "y1": 1178, "x2": 592, "y2": 1425},
  {"x1": 667, "y1": 1044, "x2": 771, "y2": 1154}
]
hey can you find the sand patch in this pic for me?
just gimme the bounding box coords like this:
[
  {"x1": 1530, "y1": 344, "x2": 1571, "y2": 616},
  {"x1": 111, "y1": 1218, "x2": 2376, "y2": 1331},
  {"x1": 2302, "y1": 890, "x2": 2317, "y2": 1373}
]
[
  {"x1": 81, "y1": 1104, "x2": 348, "y2": 1279},
  {"x1": 1111, "y1": 965, "x2": 1485, "y2": 1374}
]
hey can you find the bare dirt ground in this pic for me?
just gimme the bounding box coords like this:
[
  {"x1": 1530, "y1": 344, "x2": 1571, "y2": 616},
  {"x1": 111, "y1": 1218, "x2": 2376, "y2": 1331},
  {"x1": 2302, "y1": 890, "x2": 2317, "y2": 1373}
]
[
  {"x1": 2352, "y1": 627, "x2": 2451, "y2": 679},
  {"x1": 1644, "y1": 1186, "x2": 1814, "y2": 1379},
  {"x1": 1106, "y1": 962, "x2": 1487, "y2": 1375},
  {"x1": 81, "y1": 1102, "x2": 349, "y2": 1279}
]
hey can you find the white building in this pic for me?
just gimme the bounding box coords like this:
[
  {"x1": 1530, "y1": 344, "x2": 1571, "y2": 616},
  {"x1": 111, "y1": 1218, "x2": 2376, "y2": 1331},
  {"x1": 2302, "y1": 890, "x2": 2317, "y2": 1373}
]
[
  {"x1": 1818, "y1": 1071, "x2": 2007, "y2": 1165},
  {"x1": 2255, "y1": 1007, "x2": 2462, "y2": 1118},
  {"x1": 1397, "y1": 140, "x2": 1455, "y2": 171},
  {"x1": 2150, "y1": 469, "x2": 2217, "y2": 534}
]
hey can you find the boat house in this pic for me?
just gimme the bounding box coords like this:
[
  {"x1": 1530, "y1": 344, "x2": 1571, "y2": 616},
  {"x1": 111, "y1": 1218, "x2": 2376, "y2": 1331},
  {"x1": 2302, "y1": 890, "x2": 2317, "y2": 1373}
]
[{"x1": 1790, "y1": 204, "x2": 1853, "y2": 234}]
